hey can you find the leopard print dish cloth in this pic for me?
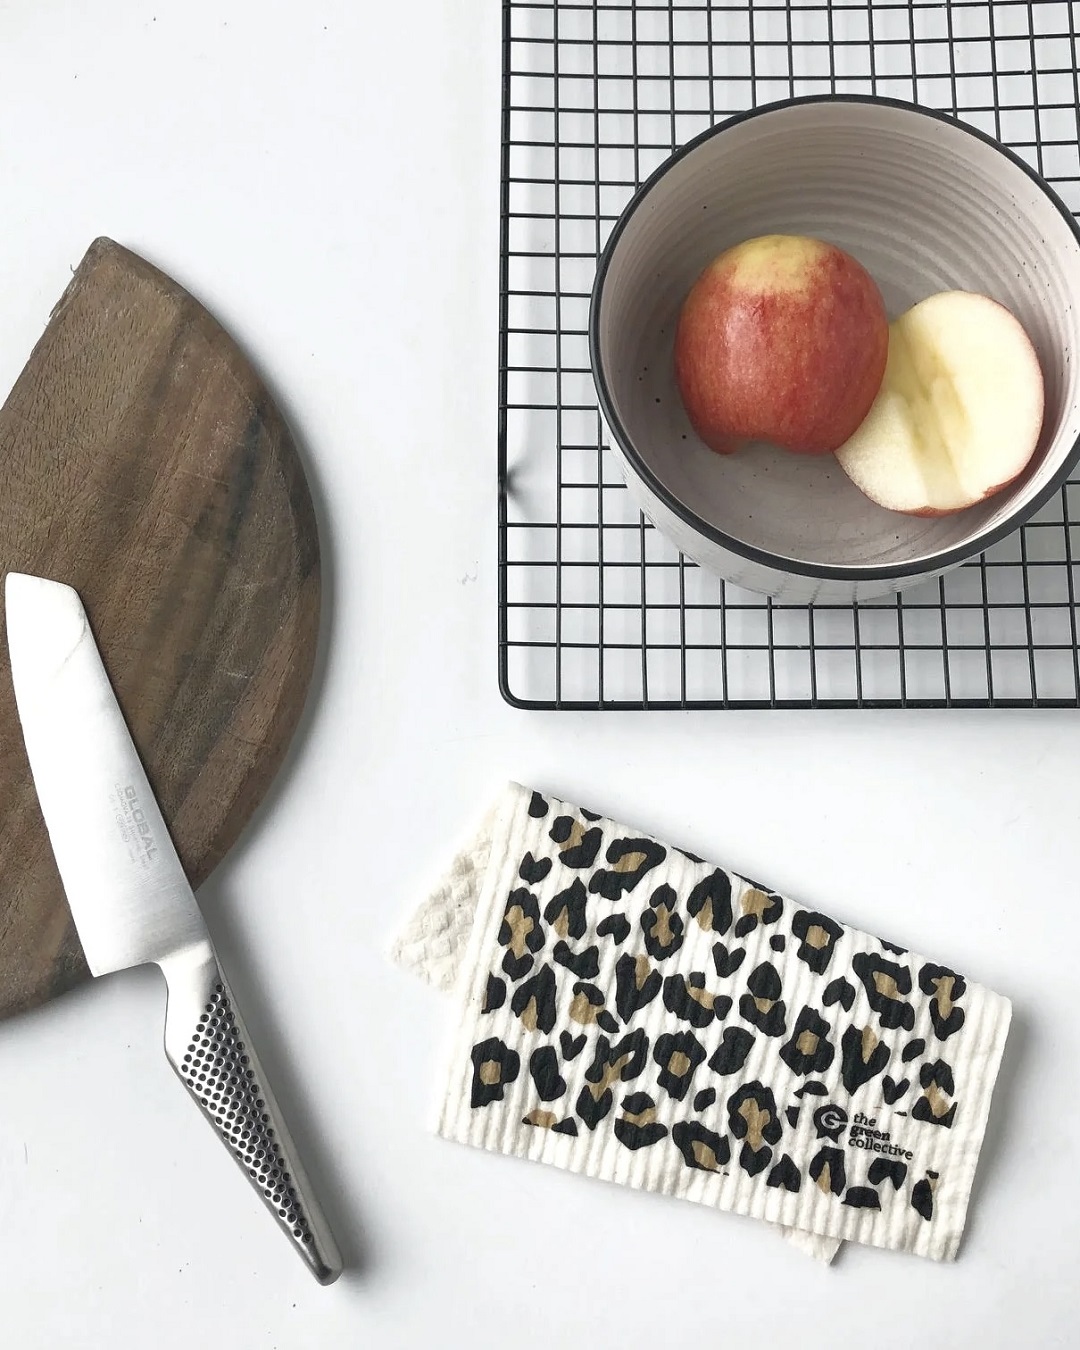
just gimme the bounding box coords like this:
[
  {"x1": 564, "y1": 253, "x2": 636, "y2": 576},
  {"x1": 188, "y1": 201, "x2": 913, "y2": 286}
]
[{"x1": 391, "y1": 783, "x2": 1011, "y2": 1263}]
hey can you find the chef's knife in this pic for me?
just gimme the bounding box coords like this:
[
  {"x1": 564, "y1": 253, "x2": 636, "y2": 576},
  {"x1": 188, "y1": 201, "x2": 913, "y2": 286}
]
[{"x1": 5, "y1": 572, "x2": 341, "y2": 1284}]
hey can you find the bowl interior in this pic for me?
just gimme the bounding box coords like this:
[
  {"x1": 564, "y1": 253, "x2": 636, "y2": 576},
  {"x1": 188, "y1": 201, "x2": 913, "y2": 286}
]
[{"x1": 594, "y1": 99, "x2": 1080, "y2": 571}]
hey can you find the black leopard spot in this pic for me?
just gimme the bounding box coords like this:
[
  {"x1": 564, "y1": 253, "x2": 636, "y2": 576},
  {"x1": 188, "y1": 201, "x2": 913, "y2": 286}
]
[
  {"x1": 560, "y1": 1031, "x2": 586, "y2": 1060},
  {"x1": 727, "y1": 1082, "x2": 782, "y2": 1169},
  {"x1": 911, "y1": 1174, "x2": 936, "y2": 1220},
  {"x1": 739, "y1": 962, "x2": 787, "y2": 1037},
  {"x1": 712, "y1": 943, "x2": 746, "y2": 979},
  {"x1": 793, "y1": 1081, "x2": 829, "y2": 1099},
  {"x1": 663, "y1": 972, "x2": 731, "y2": 1029},
  {"x1": 576, "y1": 1030, "x2": 649, "y2": 1129},
  {"x1": 882, "y1": 1075, "x2": 910, "y2": 1105},
  {"x1": 567, "y1": 982, "x2": 619, "y2": 1035},
  {"x1": 640, "y1": 884, "x2": 685, "y2": 961},
  {"x1": 589, "y1": 838, "x2": 667, "y2": 900},
  {"x1": 693, "y1": 1088, "x2": 716, "y2": 1111},
  {"x1": 733, "y1": 885, "x2": 783, "y2": 939},
  {"x1": 614, "y1": 1092, "x2": 668, "y2": 1150},
  {"x1": 770, "y1": 935, "x2": 786, "y2": 952},
  {"x1": 499, "y1": 888, "x2": 544, "y2": 980},
  {"x1": 521, "y1": 1108, "x2": 578, "y2": 1136},
  {"x1": 881, "y1": 939, "x2": 908, "y2": 956},
  {"x1": 852, "y1": 952, "x2": 915, "y2": 1031},
  {"x1": 544, "y1": 880, "x2": 588, "y2": 941},
  {"x1": 581, "y1": 808, "x2": 602, "y2": 821},
  {"x1": 615, "y1": 952, "x2": 662, "y2": 1023},
  {"x1": 785, "y1": 1105, "x2": 801, "y2": 1129},
  {"x1": 918, "y1": 962, "x2": 967, "y2": 1041},
  {"x1": 553, "y1": 940, "x2": 600, "y2": 980},
  {"x1": 510, "y1": 964, "x2": 558, "y2": 1034},
  {"x1": 482, "y1": 974, "x2": 506, "y2": 1013},
  {"x1": 653, "y1": 1031, "x2": 706, "y2": 1101},
  {"x1": 518, "y1": 852, "x2": 552, "y2": 885},
  {"x1": 739, "y1": 1143, "x2": 772, "y2": 1176},
  {"x1": 529, "y1": 1046, "x2": 566, "y2": 1101},
  {"x1": 902, "y1": 1038, "x2": 926, "y2": 1064},
  {"x1": 549, "y1": 816, "x2": 603, "y2": 870},
  {"x1": 843, "y1": 1187, "x2": 881, "y2": 1210},
  {"x1": 709, "y1": 1026, "x2": 755, "y2": 1076},
  {"x1": 672, "y1": 1120, "x2": 729, "y2": 1171},
  {"x1": 686, "y1": 870, "x2": 733, "y2": 935},
  {"x1": 597, "y1": 913, "x2": 631, "y2": 944},
  {"x1": 528, "y1": 792, "x2": 549, "y2": 818},
  {"x1": 840, "y1": 1025, "x2": 891, "y2": 1093},
  {"x1": 678, "y1": 846, "x2": 705, "y2": 864},
  {"x1": 791, "y1": 911, "x2": 844, "y2": 975},
  {"x1": 912, "y1": 1059, "x2": 957, "y2": 1128},
  {"x1": 822, "y1": 977, "x2": 856, "y2": 1012},
  {"x1": 868, "y1": 1158, "x2": 908, "y2": 1190},
  {"x1": 766, "y1": 1154, "x2": 801, "y2": 1193},
  {"x1": 809, "y1": 1146, "x2": 845, "y2": 1196},
  {"x1": 779, "y1": 1007, "x2": 836, "y2": 1076},
  {"x1": 470, "y1": 1037, "x2": 520, "y2": 1108}
]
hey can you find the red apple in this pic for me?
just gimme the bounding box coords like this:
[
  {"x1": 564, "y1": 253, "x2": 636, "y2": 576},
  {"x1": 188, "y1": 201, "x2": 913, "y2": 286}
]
[
  {"x1": 673, "y1": 234, "x2": 889, "y2": 455},
  {"x1": 834, "y1": 291, "x2": 1045, "y2": 516}
]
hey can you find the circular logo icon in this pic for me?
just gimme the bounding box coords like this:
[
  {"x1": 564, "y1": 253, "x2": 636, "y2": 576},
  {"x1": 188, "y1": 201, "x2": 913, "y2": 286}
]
[{"x1": 813, "y1": 1104, "x2": 849, "y2": 1141}]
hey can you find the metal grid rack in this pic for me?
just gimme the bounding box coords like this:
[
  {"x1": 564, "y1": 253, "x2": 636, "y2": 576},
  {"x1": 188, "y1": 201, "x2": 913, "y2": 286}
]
[{"x1": 497, "y1": 0, "x2": 1080, "y2": 709}]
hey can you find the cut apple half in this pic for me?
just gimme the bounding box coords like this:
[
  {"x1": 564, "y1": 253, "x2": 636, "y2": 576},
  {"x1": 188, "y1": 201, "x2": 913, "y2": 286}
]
[{"x1": 834, "y1": 291, "x2": 1045, "y2": 516}]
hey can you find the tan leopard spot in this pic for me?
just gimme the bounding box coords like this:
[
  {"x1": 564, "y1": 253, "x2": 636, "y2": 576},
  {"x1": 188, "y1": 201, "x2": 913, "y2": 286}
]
[
  {"x1": 569, "y1": 992, "x2": 599, "y2": 1025},
  {"x1": 925, "y1": 1083, "x2": 951, "y2": 1119},
  {"x1": 816, "y1": 1163, "x2": 832, "y2": 1195},
  {"x1": 564, "y1": 820, "x2": 587, "y2": 852},
  {"x1": 523, "y1": 1109, "x2": 558, "y2": 1129},
  {"x1": 613, "y1": 850, "x2": 648, "y2": 875},
  {"x1": 860, "y1": 1026, "x2": 879, "y2": 1062},
  {"x1": 589, "y1": 1052, "x2": 633, "y2": 1099},
  {"x1": 933, "y1": 975, "x2": 956, "y2": 1019},
  {"x1": 691, "y1": 1140, "x2": 721, "y2": 1171},
  {"x1": 796, "y1": 1030, "x2": 820, "y2": 1056},
  {"x1": 519, "y1": 997, "x2": 539, "y2": 1033},
  {"x1": 753, "y1": 996, "x2": 775, "y2": 1016},
  {"x1": 552, "y1": 909, "x2": 570, "y2": 939},
  {"x1": 741, "y1": 888, "x2": 770, "y2": 919},
  {"x1": 479, "y1": 1060, "x2": 501, "y2": 1086},
  {"x1": 622, "y1": 1106, "x2": 657, "y2": 1127},
  {"x1": 804, "y1": 924, "x2": 830, "y2": 950},
  {"x1": 635, "y1": 954, "x2": 652, "y2": 989},
  {"x1": 653, "y1": 905, "x2": 675, "y2": 946},
  {"x1": 668, "y1": 1051, "x2": 692, "y2": 1077},
  {"x1": 695, "y1": 898, "x2": 714, "y2": 931},
  {"x1": 873, "y1": 971, "x2": 902, "y2": 1000},
  {"x1": 505, "y1": 905, "x2": 534, "y2": 959},
  {"x1": 687, "y1": 985, "x2": 715, "y2": 1011},
  {"x1": 738, "y1": 1099, "x2": 770, "y2": 1151}
]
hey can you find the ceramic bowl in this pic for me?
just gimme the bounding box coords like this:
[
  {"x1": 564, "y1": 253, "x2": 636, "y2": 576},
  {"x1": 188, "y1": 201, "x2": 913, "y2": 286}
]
[{"x1": 590, "y1": 96, "x2": 1080, "y2": 603}]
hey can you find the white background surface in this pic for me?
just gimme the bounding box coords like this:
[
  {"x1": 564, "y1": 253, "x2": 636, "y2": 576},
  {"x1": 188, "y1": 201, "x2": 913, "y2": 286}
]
[{"x1": 0, "y1": 3, "x2": 1076, "y2": 1346}]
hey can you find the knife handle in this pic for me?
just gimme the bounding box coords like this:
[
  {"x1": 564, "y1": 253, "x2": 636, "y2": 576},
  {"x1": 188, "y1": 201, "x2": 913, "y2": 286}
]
[{"x1": 160, "y1": 942, "x2": 342, "y2": 1284}]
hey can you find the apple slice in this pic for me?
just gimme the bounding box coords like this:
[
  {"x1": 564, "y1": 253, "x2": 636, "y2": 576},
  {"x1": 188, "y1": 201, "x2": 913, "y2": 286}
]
[{"x1": 834, "y1": 291, "x2": 1045, "y2": 516}]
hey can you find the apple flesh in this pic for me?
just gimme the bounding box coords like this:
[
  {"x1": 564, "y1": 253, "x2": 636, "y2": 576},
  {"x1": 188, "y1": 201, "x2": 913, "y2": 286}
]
[
  {"x1": 673, "y1": 234, "x2": 889, "y2": 455},
  {"x1": 834, "y1": 292, "x2": 1045, "y2": 516}
]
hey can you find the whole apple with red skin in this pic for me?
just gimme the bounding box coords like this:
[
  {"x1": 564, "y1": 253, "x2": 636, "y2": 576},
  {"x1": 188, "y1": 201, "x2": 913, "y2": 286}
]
[{"x1": 673, "y1": 234, "x2": 889, "y2": 455}]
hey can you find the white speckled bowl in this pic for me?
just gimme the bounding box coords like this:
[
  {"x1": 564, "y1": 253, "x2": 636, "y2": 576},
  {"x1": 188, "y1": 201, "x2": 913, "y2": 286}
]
[{"x1": 590, "y1": 97, "x2": 1080, "y2": 603}]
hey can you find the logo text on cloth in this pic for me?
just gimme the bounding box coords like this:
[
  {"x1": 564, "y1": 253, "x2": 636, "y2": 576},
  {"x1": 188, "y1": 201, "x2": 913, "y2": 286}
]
[{"x1": 814, "y1": 1103, "x2": 913, "y2": 1159}]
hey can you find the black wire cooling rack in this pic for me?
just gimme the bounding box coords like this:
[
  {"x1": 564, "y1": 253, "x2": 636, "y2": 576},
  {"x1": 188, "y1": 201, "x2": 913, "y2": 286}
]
[{"x1": 497, "y1": 0, "x2": 1080, "y2": 709}]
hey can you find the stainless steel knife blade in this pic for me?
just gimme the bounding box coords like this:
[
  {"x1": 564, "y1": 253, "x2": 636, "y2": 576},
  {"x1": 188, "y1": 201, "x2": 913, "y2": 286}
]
[{"x1": 6, "y1": 572, "x2": 342, "y2": 1284}]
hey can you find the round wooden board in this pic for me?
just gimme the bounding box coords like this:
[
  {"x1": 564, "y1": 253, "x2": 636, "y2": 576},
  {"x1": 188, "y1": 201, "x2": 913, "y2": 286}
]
[{"x1": 0, "y1": 238, "x2": 320, "y2": 1018}]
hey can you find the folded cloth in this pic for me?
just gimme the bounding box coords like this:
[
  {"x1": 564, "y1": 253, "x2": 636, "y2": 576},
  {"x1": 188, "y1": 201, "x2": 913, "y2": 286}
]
[{"x1": 392, "y1": 783, "x2": 1011, "y2": 1262}]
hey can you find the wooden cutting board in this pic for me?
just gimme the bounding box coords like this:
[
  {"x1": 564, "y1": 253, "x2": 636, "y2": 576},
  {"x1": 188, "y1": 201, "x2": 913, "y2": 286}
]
[{"x1": 0, "y1": 238, "x2": 320, "y2": 1019}]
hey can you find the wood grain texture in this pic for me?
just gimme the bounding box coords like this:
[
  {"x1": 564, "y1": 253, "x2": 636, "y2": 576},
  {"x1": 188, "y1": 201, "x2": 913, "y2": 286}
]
[{"x1": 0, "y1": 237, "x2": 320, "y2": 1019}]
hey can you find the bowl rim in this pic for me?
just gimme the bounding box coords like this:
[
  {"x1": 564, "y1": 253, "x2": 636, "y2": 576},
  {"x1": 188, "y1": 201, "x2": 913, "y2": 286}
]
[{"x1": 588, "y1": 93, "x2": 1080, "y2": 582}]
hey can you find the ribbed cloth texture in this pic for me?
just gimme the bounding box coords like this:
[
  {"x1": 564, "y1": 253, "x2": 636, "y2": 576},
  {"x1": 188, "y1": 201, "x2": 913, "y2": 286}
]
[{"x1": 422, "y1": 784, "x2": 1011, "y2": 1260}]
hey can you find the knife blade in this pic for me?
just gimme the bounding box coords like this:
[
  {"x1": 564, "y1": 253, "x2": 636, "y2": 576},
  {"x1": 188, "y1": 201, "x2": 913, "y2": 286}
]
[{"x1": 5, "y1": 572, "x2": 341, "y2": 1284}]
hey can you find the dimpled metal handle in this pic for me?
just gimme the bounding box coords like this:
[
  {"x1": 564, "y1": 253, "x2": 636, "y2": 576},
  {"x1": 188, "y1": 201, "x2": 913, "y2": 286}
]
[{"x1": 160, "y1": 942, "x2": 342, "y2": 1284}]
